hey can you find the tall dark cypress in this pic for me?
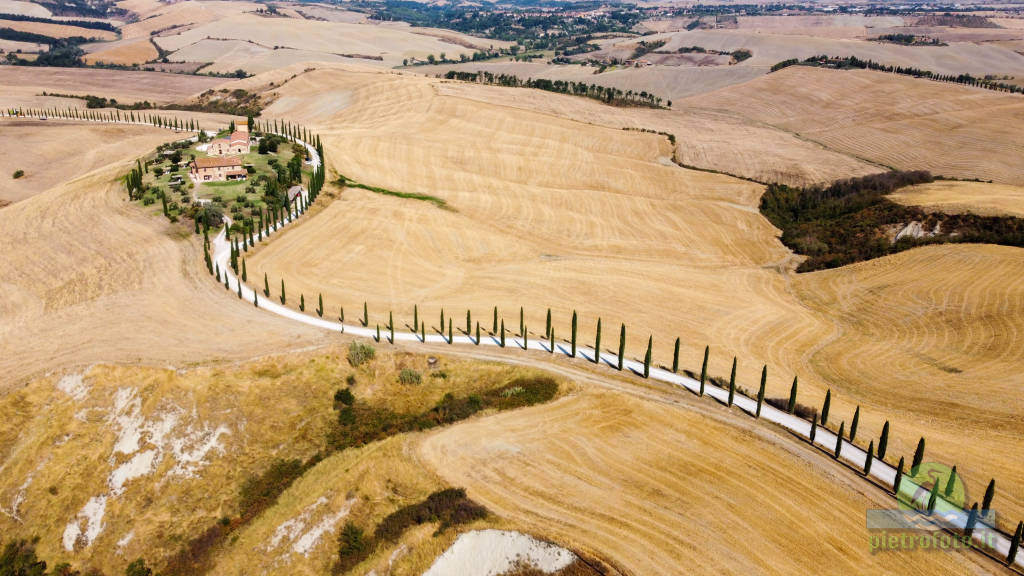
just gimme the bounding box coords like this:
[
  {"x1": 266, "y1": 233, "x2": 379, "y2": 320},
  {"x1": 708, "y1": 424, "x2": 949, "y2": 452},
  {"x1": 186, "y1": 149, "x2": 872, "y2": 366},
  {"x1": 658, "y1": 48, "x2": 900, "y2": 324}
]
[
  {"x1": 699, "y1": 345, "x2": 708, "y2": 397},
  {"x1": 593, "y1": 318, "x2": 602, "y2": 364},
  {"x1": 821, "y1": 389, "x2": 832, "y2": 427},
  {"x1": 788, "y1": 376, "x2": 798, "y2": 414},
  {"x1": 414, "y1": 304, "x2": 418, "y2": 329},
  {"x1": 280, "y1": 279, "x2": 286, "y2": 304},
  {"x1": 672, "y1": 338, "x2": 680, "y2": 373},
  {"x1": 549, "y1": 325, "x2": 555, "y2": 354},
  {"x1": 964, "y1": 503, "x2": 979, "y2": 539},
  {"x1": 926, "y1": 482, "x2": 940, "y2": 515},
  {"x1": 878, "y1": 421, "x2": 890, "y2": 460},
  {"x1": 476, "y1": 322, "x2": 480, "y2": 345},
  {"x1": 500, "y1": 319, "x2": 506, "y2": 347},
  {"x1": 617, "y1": 324, "x2": 626, "y2": 371},
  {"x1": 362, "y1": 302, "x2": 368, "y2": 327},
  {"x1": 911, "y1": 438, "x2": 926, "y2": 474},
  {"x1": 850, "y1": 406, "x2": 860, "y2": 442},
  {"x1": 299, "y1": 294, "x2": 305, "y2": 312},
  {"x1": 545, "y1": 308, "x2": 551, "y2": 337},
  {"x1": 643, "y1": 336, "x2": 652, "y2": 378},
  {"x1": 466, "y1": 309, "x2": 471, "y2": 333},
  {"x1": 241, "y1": 259, "x2": 247, "y2": 282},
  {"x1": 982, "y1": 479, "x2": 996, "y2": 516},
  {"x1": 756, "y1": 366, "x2": 766, "y2": 418},
  {"x1": 864, "y1": 440, "x2": 874, "y2": 476},
  {"x1": 893, "y1": 457, "x2": 905, "y2": 496},
  {"x1": 570, "y1": 311, "x2": 577, "y2": 358},
  {"x1": 727, "y1": 357, "x2": 737, "y2": 407},
  {"x1": 318, "y1": 294, "x2": 324, "y2": 317},
  {"x1": 834, "y1": 422, "x2": 845, "y2": 459},
  {"x1": 1010, "y1": 522, "x2": 1023, "y2": 566},
  {"x1": 493, "y1": 306, "x2": 498, "y2": 333},
  {"x1": 519, "y1": 306, "x2": 524, "y2": 337}
]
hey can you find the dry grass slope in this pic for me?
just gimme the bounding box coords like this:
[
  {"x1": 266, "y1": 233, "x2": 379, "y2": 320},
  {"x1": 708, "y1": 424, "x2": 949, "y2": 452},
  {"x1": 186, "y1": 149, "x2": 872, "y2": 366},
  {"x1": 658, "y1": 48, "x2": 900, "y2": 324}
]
[{"x1": 890, "y1": 180, "x2": 1024, "y2": 218}]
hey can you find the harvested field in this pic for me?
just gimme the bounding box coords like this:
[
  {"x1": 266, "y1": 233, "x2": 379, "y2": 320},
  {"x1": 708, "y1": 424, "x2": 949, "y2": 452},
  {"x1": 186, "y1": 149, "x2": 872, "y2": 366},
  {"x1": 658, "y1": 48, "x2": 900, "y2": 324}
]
[
  {"x1": 0, "y1": 120, "x2": 180, "y2": 204},
  {"x1": 290, "y1": 4, "x2": 366, "y2": 23},
  {"x1": 0, "y1": 66, "x2": 224, "y2": 104},
  {"x1": 416, "y1": 59, "x2": 767, "y2": 102},
  {"x1": 0, "y1": 0, "x2": 50, "y2": 17},
  {"x1": 735, "y1": 14, "x2": 908, "y2": 39},
  {"x1": 0, "y1": 125, "x2": 322, "y2": 386},
  {"x1": 246, "y1": 66, "x2": 1024, "y2": 528},
  {"x1": 82, "y1": 36, "x2": 159, "y2": 65},
  {"x1": 889, "y1": 180, "x2": 1024, "y2": 218},
  {"x1": 167, "y1": 38, "x2": 370, "y2": 75},
  {"x1": 154, "y1": 12, "x2": 480, "y2": 69},
  {"x1": 434, "y1": 77, "x2": 881, "y2": 186},
  {"x1": 660, "y1": 29, "x2": 1024, "y2": 76},
  {"x1": 420, "y1": 386, "x2": 1001, "y2": 575},
  {"x1": 0, "y1": 37, "x2": 43, "y2": 52},
  {"x1": 0, "y1": 18, "x2": 117, "y2": 40},
  {"x1": 119, "y1": 0, "x2": 260, "y2": 40},
  {"x1": 685, "y1": 66, "x2": 1024, "y2": 185}
]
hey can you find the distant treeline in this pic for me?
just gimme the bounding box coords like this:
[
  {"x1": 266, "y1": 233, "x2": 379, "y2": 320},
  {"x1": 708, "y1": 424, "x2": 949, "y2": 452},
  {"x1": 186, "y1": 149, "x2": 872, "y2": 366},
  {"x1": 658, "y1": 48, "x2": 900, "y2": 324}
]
[
  {"x1": 770, "y1": 55, "x2": 1024, "y2": 95},
  {"x1": 874, "y1": 33, "x2": 945, "y2": 46},
  {"x1": 443, "y1": 70, "x2": 668, "y2": 108},
  {"x1": 42, "y1": 91, "x2": 155, "y2": 110},
  {"x1": 760, "y1": 171, "x2": 1024, "y2": 271},
  {"x1": 0, "y1": 12, "x2": 119, "y2": 32},
  {"x1": 0, "y1": 27, "x2": 90, "y2": 44}
]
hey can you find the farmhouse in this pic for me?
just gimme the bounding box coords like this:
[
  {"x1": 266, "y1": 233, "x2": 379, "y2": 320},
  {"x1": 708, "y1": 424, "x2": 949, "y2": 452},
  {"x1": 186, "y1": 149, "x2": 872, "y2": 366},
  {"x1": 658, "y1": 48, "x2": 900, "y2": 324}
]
[
  {"x1": 207, "y1": 131, "x2": 251, "y2": 156},
  {"x1": 190, "y1": 156, "x2": 247, "y2": 182}
]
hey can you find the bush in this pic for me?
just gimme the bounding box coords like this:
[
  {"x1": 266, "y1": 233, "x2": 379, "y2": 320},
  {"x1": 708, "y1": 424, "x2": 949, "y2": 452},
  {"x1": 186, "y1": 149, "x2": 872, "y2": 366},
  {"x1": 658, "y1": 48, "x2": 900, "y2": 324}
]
[
  {"x1": 374, "y1": 488, "x2": 487, "y2": 542},
  {"x1": 347, "y1": 341, "x2": 376, "y2": 367},
  {"x1": 11, "y1": 169, "x2": 24, "y2": 179},
  {"x1": 398, "y1": 369, "x2": 422, "y2": 385},
  {"x1": 238, "y1": 459, "x2": 305, "y2": 519},
  {"x1": 336, "y1": 522, "x2": 372, "y2": 572},
  {"x1": 334, "y1": 387, "x2": 355, "y2": 406}
]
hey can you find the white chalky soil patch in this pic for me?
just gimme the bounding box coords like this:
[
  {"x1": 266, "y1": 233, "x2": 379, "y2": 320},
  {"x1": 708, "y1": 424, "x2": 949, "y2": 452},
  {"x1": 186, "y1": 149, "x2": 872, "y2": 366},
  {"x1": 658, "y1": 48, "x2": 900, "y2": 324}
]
[
  {"x1": 57, "y1": 373, "x2": 89, "y2": 401},
  {"x1": 423, "y1": 530, "x2": 577, "y2": 576},
  {"x1": 62, "y1": 387, "x2": 231, "y2": 551},
  {"x1": 268, "y1": 496, "x2": 357, "y2": 558}
]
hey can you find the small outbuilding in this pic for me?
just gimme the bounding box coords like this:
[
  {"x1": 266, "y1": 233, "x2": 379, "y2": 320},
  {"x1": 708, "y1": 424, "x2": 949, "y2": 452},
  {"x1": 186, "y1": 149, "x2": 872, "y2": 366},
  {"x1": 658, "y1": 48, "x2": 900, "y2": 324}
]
[{"x1": 190, "y1": 156, "x2": 247, "y2": 182}]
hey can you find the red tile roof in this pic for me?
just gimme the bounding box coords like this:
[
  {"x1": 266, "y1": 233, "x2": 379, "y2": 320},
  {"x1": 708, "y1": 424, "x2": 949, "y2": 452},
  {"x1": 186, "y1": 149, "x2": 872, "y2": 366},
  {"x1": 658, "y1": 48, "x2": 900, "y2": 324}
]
[{"x1": 193, "y1": 156, "x2": 242, "y2": 169}]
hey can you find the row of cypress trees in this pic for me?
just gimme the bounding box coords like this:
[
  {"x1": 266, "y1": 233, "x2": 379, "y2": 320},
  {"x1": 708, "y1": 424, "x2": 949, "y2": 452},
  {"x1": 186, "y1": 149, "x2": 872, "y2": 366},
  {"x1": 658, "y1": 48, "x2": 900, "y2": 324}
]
[{"x1": 6, "y1": 106, "x2": 201, "y2": 131}]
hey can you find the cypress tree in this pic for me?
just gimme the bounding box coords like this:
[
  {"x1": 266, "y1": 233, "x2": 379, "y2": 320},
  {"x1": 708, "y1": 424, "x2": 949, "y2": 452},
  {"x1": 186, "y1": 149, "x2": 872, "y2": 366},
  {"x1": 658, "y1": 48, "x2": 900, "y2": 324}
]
[
  {"x1": 421, "y1": 321, "x2": 426, "y2": 343},
  {"x1": 299, "y1": 294, "x2": 305, "y2": 312},
  {"x1": 643, "y1": 336, "x2": 652, "y2": 378},
  {"x1": 545, "y1": 308, "x2": 551, "y2": 337},
  {"x1": 850, "y1": 406, "x2": 860, "y2": 442},
  {"x1": 519, "y1": 306, "x2": 524, "y2": 337},
  {"x1": 942, "y1": 463, "x2": 958, "y2": 496},
  {"x1": 414, "y1": 304, "x2": 418, "y2": 329},
  {"x1": 215, "y1": 262, "x2": 220, "y2": 280},
  {"x1": 500, "y1": 319, "x2": 506, "y2": 347},
  {"x1": 699, "y1": 345, "x2": 708, "y2": 397},
  {"x1": 237, "y1": 280, "x2": 242, "y2": 299},
  {"x1": 390, "y1": 312, "x2": 395, "y2": 343},
  {"x1": 440, "y1": 308, "x2": 445, "y2": 331},
  {"x1": 756, "y1": 366, "x2": 766, "y2": 418},
  {"x1": 280, "y1": 279, "x2": 286, "y2": 304},
  {"x1": 727, "y1": 357, "x2": 737, "y2": 406},
  {"x1": 549, "y1": 325, "x2": 554, "y2": 354},
  {"x1": 964, "y1": 503, "x2": 979, "y2": 538},
  {"x1": 570, "y1": 311, "x2": 577, "y2": 357},
  {"x1": 523, "y1": 325, "x2": 528, "y2": 349},
  {"x1": 878, "y1": 421, "x2": 890, "y2": 460},
  {"x1": 926, "y1": 481, "x2": 940, "y2": 515},
  {"x1": 194, "y1": 216, "x2": 200, "y2": 234},
  {"x1": 672, "y1": 337, "x2": 680, "y2": 373},
  {"x1": 476, "y1": 321, "x2": 480, "y2": 345},
  {"x1": 864, "y1": 440, "x2": 874, "y2": 476},
  {"x1": 617, "y1": 323, "x2": 626, "y2": 371},
  {"x1": 821, "y1": 389, "x2": 831, "y2": 427},
  {"x1": 593, "y1": 318, "x2": 602, "y2": 364},
  {"x1": 339, "y1": 307, "x2": 345, "y2": 323},
  {"x1": 1010, "y1": 522, "x2": 1023, "y2": 566},
  {"x1": 982, "y1": 479, "x2": 995, "y2": 516},
  {"x1": 809, "y1": 411, "x2": 818, "y2": 444},
  {"x1": 911, "y1": 438, "x2": 925, "y2": 474},
  {"x1": 492, "y1": 306, "x2": 498, "y2": 332},
  {"x1": 254, "y1": 292, "x2": 258, "y2": 308},
  {"x1": 241, "y1": 259, "x2": 247, "y2": 282},
  {"x1": 466, "y1": 309, "x2": 471, "y2": 333},
  {"x1": 894, "y1": 457, "x2": 905, "y2": 495},
  {"x1": 788, "y1": 376, "x2": 798, "y2": 413},
  {"x1": 375, "y1": 324, "x2": 381, "y2": 343},
  {"x1": 362, "y1": 302, "x2": 368, "y2": 327},
  {"x1": 834, "y1": 422, "x2": 845, "y2": 459},
  {"x1": 225, "y1": 272, "x2": 230, "y2": 289}
]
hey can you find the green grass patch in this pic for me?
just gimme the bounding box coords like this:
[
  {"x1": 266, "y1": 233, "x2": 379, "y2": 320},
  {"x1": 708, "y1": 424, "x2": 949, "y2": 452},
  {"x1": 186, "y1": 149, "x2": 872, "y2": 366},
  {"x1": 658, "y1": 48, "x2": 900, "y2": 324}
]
[{"x1": 337, "y1": 174, "x2": 451, "y2": 210}]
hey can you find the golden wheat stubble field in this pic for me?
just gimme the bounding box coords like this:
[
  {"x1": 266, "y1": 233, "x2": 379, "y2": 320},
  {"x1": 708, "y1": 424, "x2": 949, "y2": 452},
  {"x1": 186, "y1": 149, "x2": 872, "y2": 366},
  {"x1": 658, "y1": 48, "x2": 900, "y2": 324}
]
[
  {"x1": 684, "y1": 65, "x2": 1024, "y2": 185},
  {"x1": 245, "y1": 66, "x2": 1024, "y2": 528},
  {"x1": 890, "y1": 180, "x2": 1024, "y2": 218},
  {"x1": 0, "y1": 120, "x2": 323, "y2": 387},
  {"x1": 420, "y1": 383, "x2": 1002, "y2": 576}
]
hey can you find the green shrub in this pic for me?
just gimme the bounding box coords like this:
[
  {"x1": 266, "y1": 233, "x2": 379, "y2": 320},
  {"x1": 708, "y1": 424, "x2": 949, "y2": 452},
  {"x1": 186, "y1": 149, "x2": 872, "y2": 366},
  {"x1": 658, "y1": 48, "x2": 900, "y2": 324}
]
[
  {"x1": 334, "y1": 387, "x2": 355, "y2": 407},
  {"x1": 11, "y1": 169, "x2": 24, "y2": 179},
  {"x1": 398, "y1": 369, "x2": 422, "y2": 385},
  {"x1": 347, "y1": 341, "x2": 376, "y2": 367},
  {"x1": 238, "y1": 459, "x2": 305, "y2": 519},
  {"x1": 336, "y1": 522, "x2": 372, "y2": 572},
  {"x1": 374, "y1": 488, "x2": 487, "y2": 542}
]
